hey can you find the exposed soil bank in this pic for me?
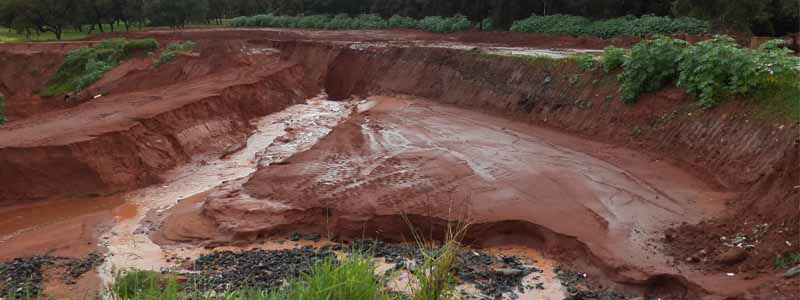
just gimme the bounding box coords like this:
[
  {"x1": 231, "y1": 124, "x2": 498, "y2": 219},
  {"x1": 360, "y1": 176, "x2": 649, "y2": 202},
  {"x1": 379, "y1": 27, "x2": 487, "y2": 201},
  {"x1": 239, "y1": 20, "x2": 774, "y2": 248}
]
[
  {"x1": 0, "y1": 41, "x2": 315, "y2": 203},
  {"x1": 0, "y1": 30, "x2": 796, "y2": 299}
]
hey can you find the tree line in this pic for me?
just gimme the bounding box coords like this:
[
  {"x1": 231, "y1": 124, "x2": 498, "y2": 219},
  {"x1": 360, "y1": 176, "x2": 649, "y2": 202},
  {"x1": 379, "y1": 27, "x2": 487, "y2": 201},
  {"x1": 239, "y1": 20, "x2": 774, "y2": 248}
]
[{"x1": 1, "y1": 0, "x2": 797, "y2": 40}]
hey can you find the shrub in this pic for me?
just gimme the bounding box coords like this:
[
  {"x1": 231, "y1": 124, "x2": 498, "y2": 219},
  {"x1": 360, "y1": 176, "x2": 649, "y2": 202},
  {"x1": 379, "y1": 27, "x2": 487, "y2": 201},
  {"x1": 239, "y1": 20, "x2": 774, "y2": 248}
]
[
  {"x1": 122, "y1": 39, "x2": 159, "y2": 57},
  {"x1": 418, "y1": 15, "x2": 472, "y2": 33},
  {"x1": 510, "y1": 14, "x2": 591, "y2": 36},
  {"x1": 43, "y1": 38, "x2": 159, "y2": 96},
  {"x1": 230, "y1": 14, "x2": 474, "y2": 33},
  {"x1": 601, "y1": 46, "x2": 626, "y2": 73},
  {"x1": 510, "y1": 14, "x2": 709, "y2": 38},
  {"x1": 480, "y1": 18, "x2": 494, "y2": 31},
  {"x1": 154, "y1": 41, "x2": 196, "y2": 67},
  {"x1": 574, "y1": 54, "x2": 596, "y2": 71},
  {"x1": 618, "y1": 35, "x2": 800, "y2": 108},
  {"x1": 618, "y1": 36, "x2": 689, "y2": 103},
  {"x1": 677, "y1": 36, "x2": 800, "y2": 107},
  {"x1": 388, "y1": 15, "x2": 418, "y2": 29}
]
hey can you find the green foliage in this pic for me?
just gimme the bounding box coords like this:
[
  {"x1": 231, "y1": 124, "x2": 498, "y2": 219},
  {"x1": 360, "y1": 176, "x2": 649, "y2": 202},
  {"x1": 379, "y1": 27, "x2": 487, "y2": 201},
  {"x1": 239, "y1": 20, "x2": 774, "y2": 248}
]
[
  {"x1": 619, "y1": 37, "x2": 689, "y2": 103},
  {"x1": 388, "y1": 15, "x2": 418, "y2": 29},
  {"x1": 480, "y1": 18, "x2": 494, "y2": 31},
  {"x1": 510, "y1": 14, "x2": 710, "y2": 38},
  {"x1": 111, "y1": 270, "x2": 180, "y2": 300},
  {"x1": 573, "y1": 54, "x2": 596, "y2": 71},
  {"x1": 154, "y1": 41, "x2": 196, "y2": 67},
  {"x1": 0, "y1": 94, "x2": 5, "y2": 125},
  {"x1": 619, "y1": 35, "x2": 800, "y2": 109},
  {"x1": 108, "y1": 253, "x2": 390, "y2": 300},
  {"x1": 775, "y1": 252, "x2": 800, "y2": 269},
  {"x1": 417, "y1": 15, "x2": 472, "y2": 33},
  {"x1": 410, "y1": 241, "x2": 460, "y2": 300},
  {"x1": 230, "y1": 14, "x2": 473, "y2": 33},
  {"x1": 281, "y1": 254, "x2": 389, "y2": 300},
  {"x1": 231, "y1": 14, "x2": 392, "y2": 30},
  {"x1": 678, "y1": 36, "x2": 800, "y2": 107},
  {"x1": 601, "y1": 46, "x2": 626, "y2": 73},
  {"x1": 43, "y1": 38, "x2": 159, "y2": 96}
]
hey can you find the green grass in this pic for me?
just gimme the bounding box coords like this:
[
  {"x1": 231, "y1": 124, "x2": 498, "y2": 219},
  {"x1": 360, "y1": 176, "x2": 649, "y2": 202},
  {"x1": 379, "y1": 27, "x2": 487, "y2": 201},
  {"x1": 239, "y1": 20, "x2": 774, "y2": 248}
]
[
  {"x1": 153, "y1": 41, "x2": 197, "y2": 67},
  {"x1": 42, "y1": 38, "x2": 159, "y2": 96},
  {"x1": 0, "y1": 28, "x2": 89, "y2": 42},
  {"x1": 110, "y1": 253, "x2": 392, "y2": 300},
  {"x1": 774, "y1": 252, "x2": 800, "y2": 269}
]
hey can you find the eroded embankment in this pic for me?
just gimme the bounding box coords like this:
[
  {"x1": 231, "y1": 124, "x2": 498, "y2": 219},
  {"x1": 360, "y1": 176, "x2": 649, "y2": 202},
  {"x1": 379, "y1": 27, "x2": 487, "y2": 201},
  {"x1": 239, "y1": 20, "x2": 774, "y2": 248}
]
[
  {"x1": 0, "y1": 41, "x2": 320, "y2": 203},
  {"x1": 1, "y1": 36, "x2": 797, "y2": 299},
  {"x1": 151, "y1": 41, "x2": 797, "y2": 299}
]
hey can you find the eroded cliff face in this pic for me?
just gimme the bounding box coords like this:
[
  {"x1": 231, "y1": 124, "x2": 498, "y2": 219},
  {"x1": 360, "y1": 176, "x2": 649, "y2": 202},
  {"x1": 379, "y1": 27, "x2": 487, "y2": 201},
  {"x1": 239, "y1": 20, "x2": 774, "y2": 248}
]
[{"x1": 0, "y1": 31, "x2": 796, "y2": 300}]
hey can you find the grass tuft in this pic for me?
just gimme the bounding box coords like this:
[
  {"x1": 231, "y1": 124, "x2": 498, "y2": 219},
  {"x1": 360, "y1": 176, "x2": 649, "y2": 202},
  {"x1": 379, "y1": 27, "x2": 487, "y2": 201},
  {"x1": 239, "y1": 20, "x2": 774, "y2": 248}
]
[{"x1": 154, "y1": 41, "x2": 197, "y2": 67}]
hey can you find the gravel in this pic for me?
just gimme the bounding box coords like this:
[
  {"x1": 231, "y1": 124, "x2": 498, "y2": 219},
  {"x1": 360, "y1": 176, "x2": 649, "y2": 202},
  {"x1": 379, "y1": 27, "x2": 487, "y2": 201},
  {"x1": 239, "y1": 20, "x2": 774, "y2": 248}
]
[{"x1": 0, "y1": 253, "x2": 103, "y2": 298}]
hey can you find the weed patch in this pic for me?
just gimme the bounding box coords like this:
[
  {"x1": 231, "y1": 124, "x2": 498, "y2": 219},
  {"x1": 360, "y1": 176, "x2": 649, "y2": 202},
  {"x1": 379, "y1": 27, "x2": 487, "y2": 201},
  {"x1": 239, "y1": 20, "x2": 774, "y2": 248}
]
[
  {"x1": 43, "y1": 38, "x2": 159, "y2": 96},
  {"x1": 775, "y1": 252, "x2": 800, "y2": 269},
  {"x1": 153, "y1": 41, "x2": 196, "y2": 67}
]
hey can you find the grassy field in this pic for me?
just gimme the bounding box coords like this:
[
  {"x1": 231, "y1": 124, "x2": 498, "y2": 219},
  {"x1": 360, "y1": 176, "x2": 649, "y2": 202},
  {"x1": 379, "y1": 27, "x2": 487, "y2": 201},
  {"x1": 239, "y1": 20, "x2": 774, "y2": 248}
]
[
  {"x1": 0, "y1": 28, "x2": 89, "y2": 42},
  {"x1": 0, "y1": 22, "x2": 228, "y2": 43}
]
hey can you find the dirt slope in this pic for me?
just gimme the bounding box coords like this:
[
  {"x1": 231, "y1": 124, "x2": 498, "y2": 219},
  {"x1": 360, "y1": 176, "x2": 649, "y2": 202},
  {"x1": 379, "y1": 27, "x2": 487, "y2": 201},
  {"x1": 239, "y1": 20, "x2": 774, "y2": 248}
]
[{"x1": 0, "y1": 29, "x2": 796, "y2": 300}]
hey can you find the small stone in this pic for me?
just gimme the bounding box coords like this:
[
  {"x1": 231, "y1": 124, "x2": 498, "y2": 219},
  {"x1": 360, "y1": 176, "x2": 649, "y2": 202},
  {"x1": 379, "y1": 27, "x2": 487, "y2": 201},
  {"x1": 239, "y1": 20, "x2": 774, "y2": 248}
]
[
  {"x1": 685, "y1": 255, "x2": 700, "y2": 263},
  {"x1": 716, "y1": 248, "x2": 748, "y2": 265},
  {"x1": 784, "y1": 265, "x2": 800, "y2": 278},
  {"x1": 494, "y1": 268, "x2": 523, "y2": 276}
]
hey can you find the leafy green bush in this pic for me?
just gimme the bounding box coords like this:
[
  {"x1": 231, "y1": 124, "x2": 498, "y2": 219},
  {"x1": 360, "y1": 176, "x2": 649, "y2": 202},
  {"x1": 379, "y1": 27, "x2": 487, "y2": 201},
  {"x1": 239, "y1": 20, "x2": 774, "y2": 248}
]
[
  {"x1": 619, "y1": 37, "x2": 689, "y2": 103},
  {"x1": 43, "y1": 38, "x2": 159, "y2": 96},
  {"x1": 230, "y1": 14, "x2": 473, "y2": 33},
  {"x1": 388, "y1": 15, "x2": 418, "y2": 28},
  {"x1": 418, "y1": 15, "x2": 473, "y2": 33},
  {"x1": 574, "y1": 54, "x2": 596, "y2": 71},
  {"x1": 510, "y1": 14, "x2": 709, "y2": 38},
  {"x1": 481, "y1": 18, "x2": 495, "y2": 31},
  {"x1": 154, "y1": 41, "x2": 196, "y2": 67},
  {"x1": 601, "y1": 46, "x2": 626, "y2": 73},
  {"x1": 618, "y1": 35, "x2": 800, "y2": 108},
  {"x1": 677, "y1": 36, "x2": 800, "y2": 107}
]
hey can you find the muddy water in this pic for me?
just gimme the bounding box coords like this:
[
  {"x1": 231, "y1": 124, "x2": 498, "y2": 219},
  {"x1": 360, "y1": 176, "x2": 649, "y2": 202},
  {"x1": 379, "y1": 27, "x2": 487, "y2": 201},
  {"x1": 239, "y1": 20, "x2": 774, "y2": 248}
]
[{"x1": 98, "y1": 97, "x2": 352, "y2": 284}]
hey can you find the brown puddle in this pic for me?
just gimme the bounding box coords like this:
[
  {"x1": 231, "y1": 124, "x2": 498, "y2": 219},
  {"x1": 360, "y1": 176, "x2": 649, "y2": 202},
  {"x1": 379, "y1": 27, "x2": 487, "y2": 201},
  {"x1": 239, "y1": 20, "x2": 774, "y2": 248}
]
[{"x1": 0, "y1": 195, "x2": 123, "y2": 242}]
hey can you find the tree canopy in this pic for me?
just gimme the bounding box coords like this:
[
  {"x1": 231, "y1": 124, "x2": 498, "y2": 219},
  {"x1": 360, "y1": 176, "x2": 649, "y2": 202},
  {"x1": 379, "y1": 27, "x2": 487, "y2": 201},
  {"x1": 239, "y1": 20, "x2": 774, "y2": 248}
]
[{"x1": 0, "y1": 0, "x2": 797, "y2": 40}]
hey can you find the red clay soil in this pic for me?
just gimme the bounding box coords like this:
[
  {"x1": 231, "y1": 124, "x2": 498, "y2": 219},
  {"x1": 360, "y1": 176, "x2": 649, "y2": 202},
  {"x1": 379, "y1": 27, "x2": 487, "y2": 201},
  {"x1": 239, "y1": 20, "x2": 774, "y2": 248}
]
[
  {"x1": 0, "y1": 39, "x2": 313, "y2": 202},
  {"x1": 0, "y1": 43, "x2": 87, "y2": 120},
  {"x1": 0, "y1": 29, "x2": 797, "y2": 300}
]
